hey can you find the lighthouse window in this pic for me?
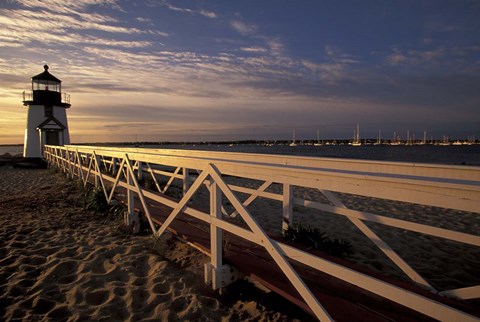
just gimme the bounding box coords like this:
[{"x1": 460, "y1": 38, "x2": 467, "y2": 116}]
[
  {"x1": 44, "y1": 106, "x2": 53, "y2": 117},
  {"x1": 33, "y1": 81, "x2": 59, "y2": 92}
]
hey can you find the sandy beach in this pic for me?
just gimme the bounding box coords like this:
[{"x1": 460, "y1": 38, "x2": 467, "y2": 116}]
[{"x1": 0, "y1": 165, "x2": 313, "y2": 321}]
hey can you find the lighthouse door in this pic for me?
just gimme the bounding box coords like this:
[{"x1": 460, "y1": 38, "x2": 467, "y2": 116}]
[{"x1": 45, "y1": 131, "x2": 60, "y2": 146}]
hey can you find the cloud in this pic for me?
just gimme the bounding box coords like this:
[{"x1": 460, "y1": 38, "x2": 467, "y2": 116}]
[
  {"x1": 385, "y1": 46, "x2": 480, "y2": 68},
  {"x1": 161, "y1": 1, "x2": 193, "y2": 14},
  {"x1": 286, "y1": 45, "x2": 361, "y2": 84},
  {"x1": 385, "y1": 48, "x2": 443, "y2": 65},
  {"x1": 385, "y1": 50, "x2": 407, "y2": 65},
  {"x1": 13, "y1": 0, "x2": 123, "y2": 13},
  {"x1": 136, "y1": 17, "x2": 153, "y2": 24},
  {"x1": 266, "y1": 38, "x2": 284, "y2": 56},
  {"x1": 301, "y1": 61, "x2": 347, "y2": 84},
  {"x1": 0, "y1": 8, "x2": 147, "y2": 35},
  {"x1": 0, "y1": 2, "x2": 168, "y2": 52},
  {"x1": 152, "y1": 0, "x2": 217, "y2": 18},
  {"x1": 240, "y1": 46, "x2": 267, "y2": 53},
  {"x1": 230, "y1": 18, "x2": 287, "y2": 58},
  {"x1": 199, "y1": 10, "x2": 217, "y2": 19},
  {"x1": 324, "y1": 45, "x2": 359, "y2": 64},
  {"x1": 231, "y1": 20, "x2": 257, "y2": 36}
]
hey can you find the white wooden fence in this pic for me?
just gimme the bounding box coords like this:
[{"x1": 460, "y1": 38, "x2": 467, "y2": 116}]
[{"x1": 44, "y1": 144, "x2": 480, "y2": 321}]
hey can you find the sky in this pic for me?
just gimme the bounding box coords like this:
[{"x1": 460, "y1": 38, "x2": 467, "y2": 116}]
[{"x1": 0, "y1": 0, "x2": 479, "y2": 144}]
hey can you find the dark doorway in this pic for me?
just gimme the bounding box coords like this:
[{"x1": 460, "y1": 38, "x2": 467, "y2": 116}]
[{"x1": 45, "y1": 131, "x2": 60, "y2": 145}]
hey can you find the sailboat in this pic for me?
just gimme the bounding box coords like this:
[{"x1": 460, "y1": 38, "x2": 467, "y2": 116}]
[
  {"x1": 417, "y1": 131, "x2": 427, "y2": 145},
  {"x1": 373, "y1": 129, "x2": 382, "y2": 145},
  {"x1": 289, "y1": 128, "x2": 297, "y2": 147},
  {"x1": 438, "y1": 135, "x2": 451, "y2": 146},
  {"x1": 405, "y1": 130, "x2": 413, "y2": 146},
  {"x1": 390, "y1": 131, "x2": 402, "y2": 146},
  {"x1": 314, "y1": 129, "x2": 323, "y2": 146},
  {"x1": 351, "y1": 124, "x2": 362, "y2": 146}
]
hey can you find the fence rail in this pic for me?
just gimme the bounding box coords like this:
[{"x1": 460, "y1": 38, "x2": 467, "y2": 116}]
[{"x1": 45, "y1": 144, "x2": 480, "y2": 321}]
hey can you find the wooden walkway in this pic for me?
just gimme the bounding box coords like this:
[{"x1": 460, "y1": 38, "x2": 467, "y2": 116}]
[
  {"x1": 45, "y1": 145, "x2": 480, "y2": 321},
  {"x1": 134, "y1": 192, "x2": 480, "y2": 321}
]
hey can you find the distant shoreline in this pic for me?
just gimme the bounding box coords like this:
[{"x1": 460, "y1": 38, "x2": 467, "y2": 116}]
[
  {"x1": 2, "y1": 138, "x2": 479, "y2": 147},
  {"x1": 2, "y1": 141, "x2": 480, "y2": 166}
]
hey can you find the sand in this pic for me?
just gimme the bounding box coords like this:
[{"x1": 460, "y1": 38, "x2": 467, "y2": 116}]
[{"x1": 0, "y1": 166, "x2": 312, "y2": 322}]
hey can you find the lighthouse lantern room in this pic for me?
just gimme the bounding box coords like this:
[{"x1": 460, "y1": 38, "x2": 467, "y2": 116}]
[{"x1": 22, "y1": 65, "x2": 71, "y2": 159}]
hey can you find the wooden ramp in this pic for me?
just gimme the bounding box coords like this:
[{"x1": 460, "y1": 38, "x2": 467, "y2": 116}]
[
  {"x1": 45, "y1": 145, "x2": 480, "y2": 321},
  {"x1": 138, "y1": 196, "x2": 480, "y2": 322}
]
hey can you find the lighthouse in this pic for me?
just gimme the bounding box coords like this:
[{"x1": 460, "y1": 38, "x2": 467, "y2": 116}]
[{"x1": 22, "y1": 65, "x2": 71, "y2": 159}]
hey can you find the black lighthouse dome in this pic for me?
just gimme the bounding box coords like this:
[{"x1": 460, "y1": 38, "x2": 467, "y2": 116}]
[
  {"x1": 23, "y1": 64, "x2": 70, "y2": 108},
  {"x1": 32, "y1": 64, "x2": 62, "y2": 92}
]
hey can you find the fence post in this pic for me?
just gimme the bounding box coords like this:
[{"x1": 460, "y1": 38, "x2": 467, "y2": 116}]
[
  {"x1": 67, "y1": 149, "x2": 75, "y2": 179},
  {"x1": 123, "y1": 158, "x2": 141, "y2": 234},
  {"x1": 137, "y1": 161, "x2": 143, "y2": 181},
  {"x1": 66, "y1": 150, "x2": 71, "y2": 179},
  {"x1": 112, "y1": 157, "x2": 117, "y2": 175},
  {"x1": 204, "y1": 175, "x2": 241, "y2": 289},
  {"x1": 127, "y1": 159, "x2": 135, "y2": 215},
  {"x1": 94, "y1": 154, "x2": 100, "y2": 187},
  {"x1": 211, "y1": 180, "x2": 222, "y2": 270},
  {"x1": 282, "y1": 183, "x2": 293, "y2": 234},
  {"x1": 56, "y1": 147, "x2": 61, "y2": 169},
  {"x1": 183, "y1": 167, "x2": 190, "y2": 197},
  {"x1": 62, "y1": 149, "x2": 67, "y2": 173},
  {"x1": 76, "y1": 151, "x2": 82, "y2": 179}
]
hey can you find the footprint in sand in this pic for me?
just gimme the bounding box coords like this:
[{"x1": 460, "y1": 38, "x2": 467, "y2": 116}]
[
  {"x1": 169, "y1": 294, "x2": 190, "y2": 312},
  {"x1": 16, "y1": 276, "x2": 36, "y2": 289},
  {"x1": 26, "y1": 255, "x2": 47, "y2": 266},
  {"x1": 113, "y1": 286, "x2": 127, "y2": 297},
  {"x1": 42, "y1": 260, "x2": 78, "y2": 284},
  {"x1": 32, "y1": 298, "x2": 56, "y2": 315},
  {"x1": 151, "y1": 280, "x2": 173, "y2": 295},
  {"x1": 86, "y1": 289, "x2": 110, "y2": 306},
  {"x1": 130, "y1": 289, "x2": 150, "y2": 310},
  {"x1": 46, "y1": 305, "x2": 70, "y2": 320}
]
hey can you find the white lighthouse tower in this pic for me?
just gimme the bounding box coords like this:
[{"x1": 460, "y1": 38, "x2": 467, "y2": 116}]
[{"x1": 22, "y1": 65, "x2": 71, "y2": 159}]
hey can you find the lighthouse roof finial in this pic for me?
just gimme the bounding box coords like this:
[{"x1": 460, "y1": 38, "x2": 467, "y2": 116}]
[{"x1": 32, "y1": 64, "x2": 61, "y2": 83}]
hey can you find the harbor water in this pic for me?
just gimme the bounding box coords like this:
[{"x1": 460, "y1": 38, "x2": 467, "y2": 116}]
[{"x1": 2, "y1": 144, "x2": 480, "y2": 166}]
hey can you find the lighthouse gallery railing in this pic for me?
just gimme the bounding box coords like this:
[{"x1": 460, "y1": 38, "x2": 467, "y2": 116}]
[
  {"x1": 22, "y1": 90, "x2": 70, "y2": 104},
  {"x1": 44, "y1": 144, "x2": 480, "y2": 321}
]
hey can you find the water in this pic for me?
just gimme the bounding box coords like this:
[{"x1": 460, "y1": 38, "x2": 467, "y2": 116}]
[
  {"x1": 2, "y1": 143, "x2": 479, "y2": 166},
  {"x1": 0, "y1": 145, "x2": 23, "y2": 156},
  {"x1": 139, "y1": 143, "x2": 480, "y2": 166}
]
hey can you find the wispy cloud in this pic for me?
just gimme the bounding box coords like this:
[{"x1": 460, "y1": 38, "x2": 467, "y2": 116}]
[
  {"x1": 284, "y1": 45, "x2": 360, "y2": 84},
  {"x1": 266, "y1": 38, "x2": 284, "y2": 56},
  {"x1": 0, "y1": 8, "x2": 158, "y2": 36},
  {"x1": 240, "y1": 46, "x2": 267, "y2": 53},
  {"x1": 0, "y1": 1, "x2": 168, "y2": 52},
  {"x1": 324, "y1": 45, "x2": 359, "y2": 64},
  {"x1": 385, "y1": 48, "x2": 439, "y2": 65},
  {"x1": 231, "y1": 20, "x2": 257, "y2": 36},
  {"x1": 14, "y1": 0, "x2": 123, "y2": 13},
  {"x1": 152, "y1": 0, "x2": 217, "y2": 18},
  {"x1": 385, "y1": 46, "x2": 480, "y2": 68},
  {"x1": 199, "y1": 10, "x2": 217, "y2": 19},
  {"x1": 0, "y1": 2, "x2": 361, "y2": 100},
  {"x1": 136, "y1": 17, "x2": 152, "y2": 24}
]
